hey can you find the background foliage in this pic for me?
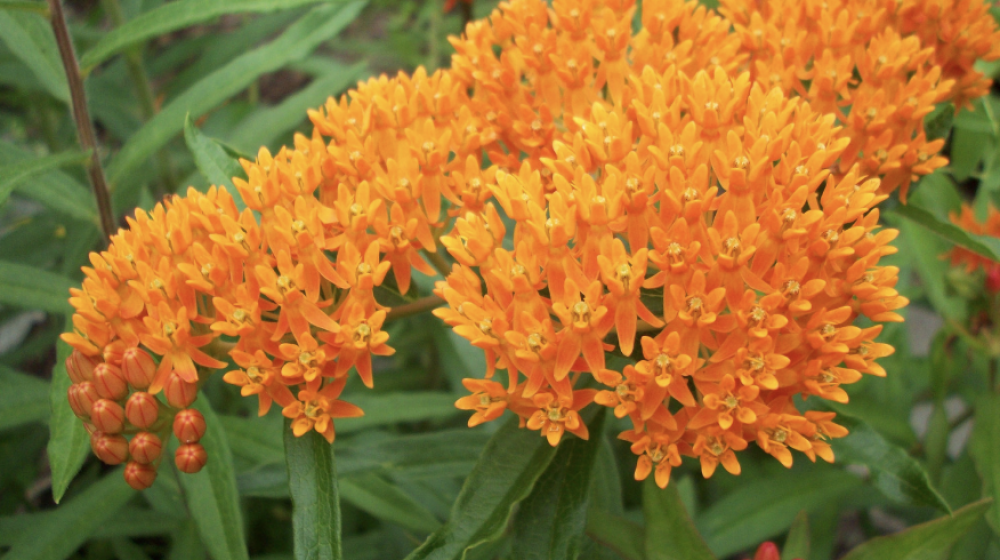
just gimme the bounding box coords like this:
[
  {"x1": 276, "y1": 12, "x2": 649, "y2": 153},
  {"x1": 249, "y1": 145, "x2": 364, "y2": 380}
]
[{"x1": 1, "y1": 0, "x2": 1000, "y2": 559}]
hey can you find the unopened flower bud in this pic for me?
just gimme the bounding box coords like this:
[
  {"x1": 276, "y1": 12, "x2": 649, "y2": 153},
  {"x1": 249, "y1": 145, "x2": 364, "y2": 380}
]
[
  {"x1": 122, "y1": 347, "x2": 156, "y2": 390},
  {"x1": 129, "y1": 432, "x2": 162, "y2": 464},
  {"x1": 164, "y1": 374, "x2": 197, "y2": 408},
  {"x1": 175, "y1": 443, "x2": 208, "y2": 473},
  {"x1": 753, "y1": 542, "x2": 781, "y2": 560},
  {"x1": 125, "y1": 392, "x2": 160, "y2": 429},
  {"x1": 91, "y1": 399, "x2": 125, "y2": 434},
  {"x1": 103, "y1": 340, "x2": 126, "y2": 366},
  {"x1": 68, "y1": 382, "x2": 100, "y2": 418},
  {"x1": 124, "y1": 461, "x2": 157, "y2": 490},
  {"x1": 173, "y1": 409, "x2": 206, "y2": 443},
  {"x1": 91, "y1": 433, "x2": 129, "y2": 465},
  {"x1": 66, "y1": 350, "x2": 99, "y2": 383},
  {"x1": 987, "y1": 265, "x2": 1000, "y2": 294},
  {"x1": 94, "y1": 363, "x2": 128, "y2": 400}
]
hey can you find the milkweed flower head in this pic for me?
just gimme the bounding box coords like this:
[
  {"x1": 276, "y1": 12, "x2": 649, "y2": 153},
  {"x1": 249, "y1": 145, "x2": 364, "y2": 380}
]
[{"x1": 62, "y1": 0, "x2": 998, "y2": 490}]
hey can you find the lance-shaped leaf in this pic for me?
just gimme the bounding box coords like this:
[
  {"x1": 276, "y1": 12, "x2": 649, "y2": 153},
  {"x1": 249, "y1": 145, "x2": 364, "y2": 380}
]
[
  {"x1": 80, "y1": 0, "x2": 336, "y2": 70},
  {"x1": 512, "y1": 409, "x2": 607, "y2": 560},
  {"x1": 840, "y1": 499, "x2": 992, "y2": 560},
  {"x1": 0, "y1": 149, "x2": 90, "y2": 206},
  {"x1": 285, "y1": 420, "x2": 342, "y2": 560},
  {"x1": 0, "y1": 10, "x2": 68, "y2": 103},
  {"x1": 586, "y1": 507, "x2": 645, "y2": 560},
  {"x1": 0, "y1": 260, "x2": 75, "y2": 314},
  {"x1": 47, "y1": 319, "x2": 91, "y2": 503},
  {"x1": 781, "y1": 511, "x2": 810, "y2": 560},
  {"x1": 833, "y1": 416, "x2": 951, "y2": 512},
  {"x1": 172, "y1": 397, "x2": 249, "y2": 560},
  {"x1": 970, "y1": 394, "x2": 1000, "y2": 536},
  {"x1": 893, "y1": 203, "x2": 1000, "y2": 262},
  {"x1": 645, "y1": 478, "x2": 716, "y2": 560},
  {"x1": 404, "y1": 414, "x2": 560, "y2": 560}
]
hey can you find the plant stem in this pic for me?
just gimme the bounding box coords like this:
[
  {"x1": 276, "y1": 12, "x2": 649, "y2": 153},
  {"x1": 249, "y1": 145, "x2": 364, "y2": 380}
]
[
  {"x1": 386, "y1": 294, "x2": 445, "y2": 321},
  {"x1": 99, "y1": 0, "x2": 177, "y2": 196},
  {"x1": 47, "y1": 0, "x2": 116, "y2": 239},
  {"x1": 423, "y1": 249, "x2": 452, "y2": 277}
]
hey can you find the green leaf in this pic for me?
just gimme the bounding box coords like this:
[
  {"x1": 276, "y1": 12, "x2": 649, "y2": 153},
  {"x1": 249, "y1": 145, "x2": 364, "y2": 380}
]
[
  {"x1": 404, "y1": 415, "x2": 560, "y2": 560},
  {"x1": 0, "y1": 1, "x2": 49, "y2": 16},
  {"x1": 0, "y1": 260, "x2": 75, "y2": 314},
  {"x1": 0, "y1": 140, "x2": 98, "y2": 223},
  {"x1": 893, "y1": 203, "x2": 1000, "y2": 262},
  {"x1": 781, "y1": 511, "x2": 810, "y2": 560},
  {"x1": 106, "y1": 1, "x2": 367, "y2": 197},
  {"x1": 924, "y1": 103, "x2": 955, "y2": 141},
  {"x1": 174, "y1": 397, "x2": 249, "y2": 560},
  {"x1": 47, "y1": 320, "x2": 91, "y2": 503},
  {"x1": 227, "y1": 61, "x2": 366, "y2": 151},
  {"x1": 644, "y1": 478, "x2": 716, "y2": 560},
  {"x1": 970, "y1": 394, "x2": 1000, "y2": 536},
  {"x1": 184, "y1": 115, "x2": 243, "y2": 190},
  {"x1": 2, "y1": 470, "x2": 136, "y2": 560},
  {"x1": 512, "y1": 409, "x2": 607, "y2": 560},
  {"x1": 585, "y1": 507, "x2": 645, "y2": 560},
  {"x1": 840, "y1": 499, "x2": 992, "y2": 560},
  {"x1": 0, "y1": 10, "x2": 68, "y2": 103},
  {"x1": 336, "y1": 392, "x2": 459, "y2": 434},
  {"x1": 0, "y1": 366, "x2": 49, "y2": 430},
  {"x1": 80, "y1": 0, "x2": 333, "y2": 70},
  {"x1": 340, "y1": 473, "x2": 442, "y2": 533},
  {"x1": 285, "y1": 419, "x2": 342, "y2": 560},
  {"x1": 833, "y1": 417, "x2": 951, "y2": 512},
  {"x1": 0, "y1": 149, "x2": 90, "y2": 205},
  {"x1": 698, "y1": 469, "x2": 860, "y2": 558}
]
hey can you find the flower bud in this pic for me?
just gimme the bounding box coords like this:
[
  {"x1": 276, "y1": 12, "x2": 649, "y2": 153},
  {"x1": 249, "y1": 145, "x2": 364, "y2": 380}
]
[
  {"x1": 164, "y1": 374, "x2": 197, "y2": 408},
  {"x1": 94, "y1": 363, "x2": 128, "y2": 400},
  {"x1": 988, "y1": 265, "x2": 1000, "y2": 294},
  {"x1": 753, "y1": 542, "x2": 781, "y2": 560},
  {"x1": 128, "y1": 432, "x2": 162, "y2": 464},
  {"x1": 66, "y1": 350, "x2": 99, "y2": 383},
  {"x1": 173, "y1": 409, "x2": 206, "y2": 443},
  {"x1": 124, "y1": 461, "x2": 157, "y2": 490},
  {"x1": 122, "y1": 347, "x2": 156, "y2": 390},
  {"x1": 90, "y1": 433, "x2": 129, "y2": 464},
  {"x1": 103, "y1": 340, "x2": 126, "y2": 366},
  {"x1": 91, "y1": 399, "x2": 125, "y2": 434},
  {"x1": 68, "y1": 382, "x2": 101, "y2": 418},
  {"x1": 175, "y1": 443, "x2": 208, "y2": 473},
  {"x1": 125, "y1": 392, "x2": 160, "y2": 429}
]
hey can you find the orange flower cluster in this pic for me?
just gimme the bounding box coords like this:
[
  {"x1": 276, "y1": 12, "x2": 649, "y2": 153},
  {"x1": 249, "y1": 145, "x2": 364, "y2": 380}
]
[
  {"x1": 61, "y1": 0, "x2": 998, "y2": 491},
  {"x1": 722, "y1": 0, "x2": 1000, "y2": 201}
]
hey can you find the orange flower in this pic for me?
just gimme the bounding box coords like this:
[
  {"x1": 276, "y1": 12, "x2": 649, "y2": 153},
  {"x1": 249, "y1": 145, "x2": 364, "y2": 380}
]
[{"x1": 282, "y1": 378, "x2": 364, "y2": 443}]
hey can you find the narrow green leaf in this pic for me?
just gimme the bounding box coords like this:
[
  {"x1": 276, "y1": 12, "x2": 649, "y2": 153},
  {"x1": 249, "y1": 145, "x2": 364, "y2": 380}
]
[
  {"x1": 174, "y1": 397, "x2": 249, "y2": 560},
  {"x1": 834, "y1": 417, "x2": 951, "y2": 511},
  {"x1": 2, "y1": 470, "x2": 136, "y2": 560},
  {"x1": 404, "y1": 415, "x2": 560, "y2": 560},
  {"x1": 0, "y1": 10, "x2": 68, "y2": 103},
  {"x1": 80, "y1": 0, "x2": 332, "y2": 70},
  {"x1": 0, "y1": 260, "x2": 75, "y2": 314},
  {"x1": 226, "y1": 61, "x2": 367, "y2": 152},
  {"x1": 340, "y1": 473, "x2": 442, "y2": 533},
  {"x1": 0, "y1": 1, "x2": 49, "y2": 16},
  {"x1": 47, "y1": 319, "x2": 91, "y2": 503},
  {"x1": 970, "y1": 394, "x2": 1000, "y2": 536},
  {"x1": 0, "y1": 140, "x2": 98, "y2": 223},
  {"x1": 924, "y1": 102, "x2": 954, "y2": 141},
  {"x1": 0, "y1": 149, "x2": 90, "y2": 205},
  {"x1": 781, "y1": 511, "x2": 810, "y2": 560},
  {"x1": 0, "y1": 366, "x2": 50, "y2": 430},
  {"x1": 644, "y1": 478, "x2": 716, "y2": 560},
  {"x1": 184, "y1": 115, "x2": 243, "y2": 191},
  {"x1": 585, "y1": 507, "x2": 645, "y2": 560},
  {"x1": 168, "y1": 521, "x2": 207, "y2": 560},
  {"x1": 337, "y1": 392, "x2": 459, "y2": 434},
  {"x1": 840, "y1": 499, "x2": 992, "y2": 560},
  {"x1": 285, "y1": 419, "x2": 342, "y2": 560},
  {"x1": 512, "y1": 409, "x2": 607, "y2": 560},
  {"x1": 698, "y1": 469, "x2": 860, "y2": 558},
  {"x1": 893, "y1": 204, "x2": 1000, "y2": 262},
  {"x1": 106, "y1": 1, "x2": 367, "y2": 196}
]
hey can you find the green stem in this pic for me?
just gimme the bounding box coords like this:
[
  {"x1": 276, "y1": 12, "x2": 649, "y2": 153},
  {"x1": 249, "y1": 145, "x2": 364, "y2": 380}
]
[
  {"x1": 47, "y1": 0, "x2": 116, "y2": 239},
  {"x1": 99, "y1": 0, "x2": 178, "y2": 196},
  {"x1": 423, "y1": 248, "x2": 452, "y2": 277},
  {"x1": 386, "y1": 294, "x2": 444, "y2": 321},
  {"x1": 427, "y1": 0, "x2": 442, "y2": 71}
]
